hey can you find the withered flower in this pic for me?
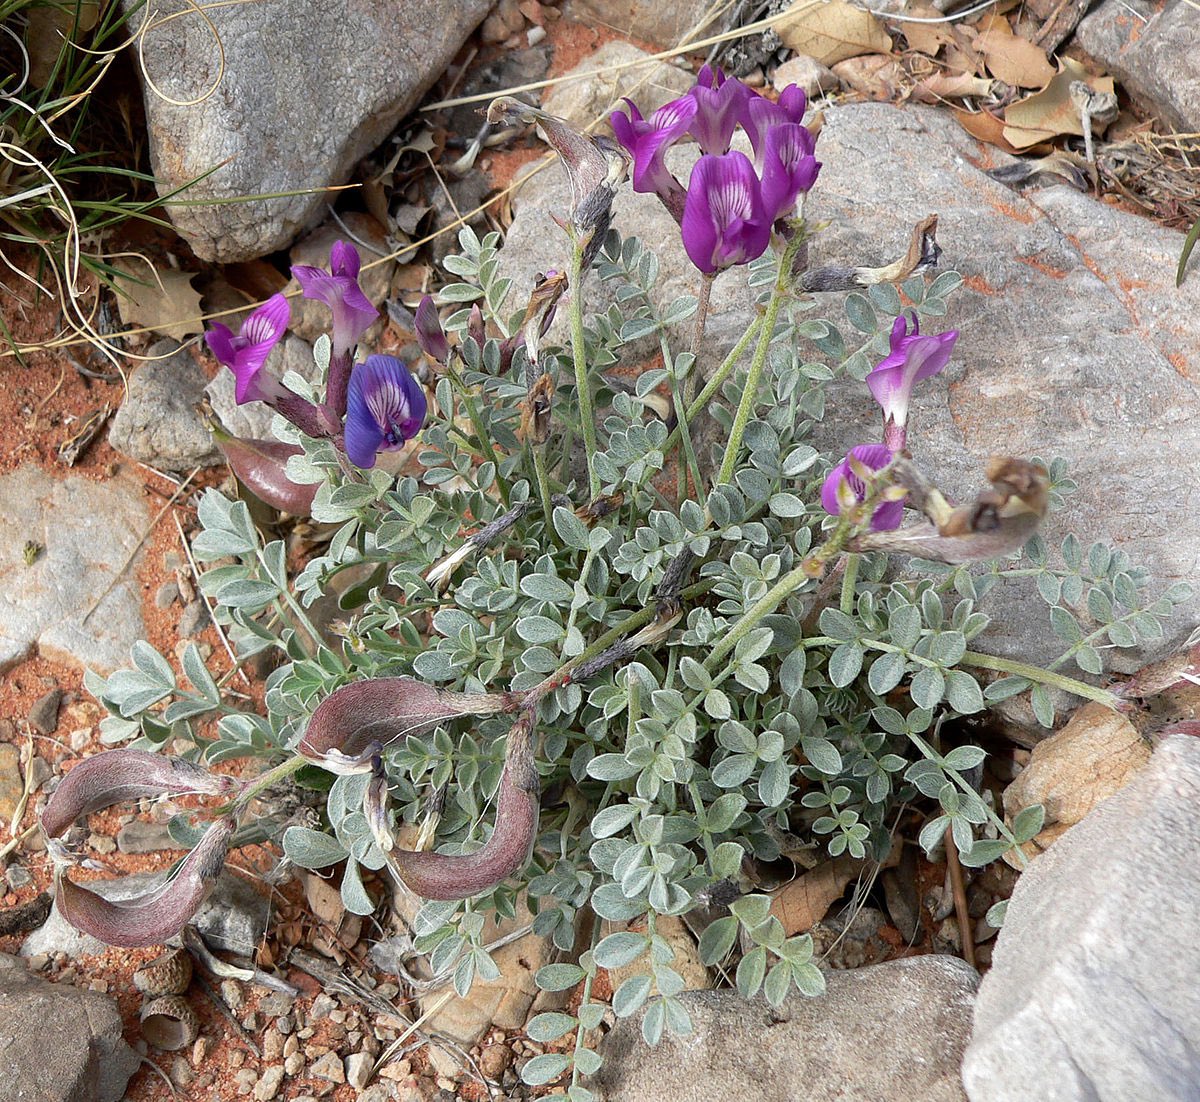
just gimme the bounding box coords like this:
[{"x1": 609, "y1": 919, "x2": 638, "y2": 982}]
[{"x1": 852, "y1": 457, "x2": 1048, "y2": 564}]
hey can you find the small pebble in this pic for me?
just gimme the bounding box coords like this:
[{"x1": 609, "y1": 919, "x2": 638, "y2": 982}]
[
  {"x1": 254, "y1": 1065, "x2": 285, "y2": 1101},
  {"x1": 527, "y1": 23, "x2": 546, "y2": 45},
  {"x1": 192, "y1": 1037, "x2": 209, "y2": 1067},
  {"x1": 277, "y1": 1015, "x2": 294, "y2": 1036},
  {"x1": 328, "y1": 1009, "x2": 347, "y2": 1024},
  {"x1": 345, "y1": 1052, "x2": 372, "y2": 1090},
  {"x1": 284, "y1": 1051, "x2": 305, "y2": 1077},
  {"x1": 310, "y1": 994, "x2": 337, "y2": 1018},
  {"x1": 155, "y1": 581, "x2": 181, "y2": 609},
  {"x1": 171, "y1": 1056, "x2": 193, "y2": 1088},
  {"x1": 283, "y1": 1035, "x2": 299, "y2": 1058},
  {"x1": 375, "y1": 983, "x2": 399, "y2": 1000},
  {"x1": 220, "y1": 978, "x2": 245, "y2": 1011},
  {"x1": 259, "y1": 992, "x2": 295, "y2": 1017},
  {"x1": 297, "y1": 1026, "x2": 315, "y2": 1040},
  {"x1": 309, "y1": 1051, "x2": 345, "y2": 1084},
  {"x1": 87, "y1": 979, "x2": 109, "y2": 993},
  {"x1": 262, "y1": 1029, "x2": 284, "y2": 1062},
  {"x1": 178, "y1": 601, "x2": 209, "y2": 638},
  {"x1": 240, "y1": 1011, "x2": 259, "y2": 1031},
  {"x1": 5, "y1": 864, "x2": 32, "y2": 891},
  {"x1": 229, "y1": 1049, "x2": 246, "y2": 1069},
  {"x1": 234, "y1": 1068, "x2": 257, "y2": 1095},
  {"x1": 68, "y1": 728, "x2": 91, "y2": 751},
  {"x1": 27, "y1": 690, "x2": 62, "y2": 736},
  {"x1": 59, "y1": 968, "x2": 77, "y2": 984}
]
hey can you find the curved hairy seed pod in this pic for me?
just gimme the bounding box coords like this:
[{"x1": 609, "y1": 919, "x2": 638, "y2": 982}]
[
  {"x1": 1117, "y1": 643, "x2": 1200, "y2": 699},
  {"x1": 853, "y1": 457, "x2": 1048, "y2": 564},
  {"x1": 56, "y1": 818, "x2": 234, "y2": 948},
  {"x1": 41, "y1": 750, "x2": 239, "y2": 839},
  {"x1": 298, "y1": 677, "x2": 518, "y2": 773},
  {"x1": 212, "y1": 427, "x2": 317, "y2": 516},
  {"x1": 373, "y1": 711, "x2": 540, "y2": 900}
]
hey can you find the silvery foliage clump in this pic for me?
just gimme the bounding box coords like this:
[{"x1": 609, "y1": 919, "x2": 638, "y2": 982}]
[{"x1": 87, "y1": 225, "x2": 1189, "y2": 1096}]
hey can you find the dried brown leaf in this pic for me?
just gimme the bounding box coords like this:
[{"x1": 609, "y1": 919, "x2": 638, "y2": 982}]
[
  {"x1": 769, "y1": 845, "x2": 902, "y2": 936},
  {"x1": 1002, "y1": 57, "x2": 1115, "y2": 150},
  {"x1": 112, "y1": 259, "x2": 204, "y2": 342},
  {"x1": 777, "y1": 0, "x2": 893, "y2": 66},
  {"x1": 976, "y1": 26, "x2": 1055, "y2": 89},
  {"x1": 831, "y1": 54, "x2": 906, "y2": 101},
  {"x1": 913, "y1": 72, "x2": 996, "y2": 103},
  {"x1": 897, "y1": 4, "x2": 959, "y2": 57},
  {"x1": 954, "y1": 107, "x2": 1028, "y2": 155}
]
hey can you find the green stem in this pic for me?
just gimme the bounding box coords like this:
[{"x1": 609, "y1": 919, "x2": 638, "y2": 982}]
[
  {"x1": 531, "y1": 444, "x2": 555, "y2": 528},
  {"x1": 661, "y1": 333, "x2": 704, "y2": 510},
  {"x1": 227, "y1": 754, "x2": 308, "y2": 814},
  {"x1": 448, "y1": 365, "x2": 509, "y2": 506},
  {"x1": 662, "y1": 314, "x2": 763, "y2": 460},
  {"x1": 839, "y1": 553, "x2": 860, "y2": 616},
  {"x1": 714, "y1": 235, "x2": 805, "y2": 488},
  {"x1": 960, "y1": 650, "x2": 1119, "y2": 708},
  {"x1": 568, "y1": 240, "x2": 601, "y2": 499},
  {"x1": 568, "y1": 920, "x2": 604, "y2": 1092},
  {"x1": 704, "y1": 562, "x2": 812, "y2": 672}
]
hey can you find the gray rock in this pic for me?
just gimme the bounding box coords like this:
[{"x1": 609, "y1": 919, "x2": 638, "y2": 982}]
[
  {"x1": 1076, "y1": 0, "x2": 1200, "y2": 133},
  {"x1": 802, "y1": 104, "x2": 1200, "y2": 666},
  {"x1": 27, "y1": 688, "x2": 62, "y2": 736},
  {"x1": 21, "y1": 870, "x2": 268, "y2": 958},
  {"x1": 0, "y1": 952, "x2": 140, "y2": 1102},
  {"x1": 593, "y1": 955, "x2": 978, "y2": 1102},
  {"x1": 108, "y1": 339, "x2": 219, "y2": 469},
  {"x1": 773, "y1": 52, "x2": 841, "y2": 99},
  {"x1": 0, "y1": 467, "x2": 150, "y2": 673},
  {"x1": 122, "y1": 0, "x2": 491, "y2": 261},
  {"x1": 205, "y1": 334, "x2": 319, "y2": 441},
  {"x1": 542, "y1": 39, "x2": 694, "y2": 128},
  {"x1": 963, "y1": 733, "x2": 1200, "y2": 1101},
  {"x1": 563, "y1": 0, "x2": 726, "y2": 48},
  {"x1": 115, "y1": 819, "x2": 177, "y2": 854}
]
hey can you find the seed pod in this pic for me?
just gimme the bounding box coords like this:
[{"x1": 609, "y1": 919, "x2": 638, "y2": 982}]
[
  {"x1": 56, "y1": 819, "x2": 234, "y2": 949},
  {"x1": 134, "y1": 948, "x2": 193, "y2": 996},
  {"x1": 376, "y1": 710, "x2": 540, "y2": 900},
  {"x1": 212, "y1": 427, "x2": 317, "y2": 516},
  {"x1": 41, "y1": 750, "x2": 239, "y2": 839},
  {"x1": 140, "y1": 995, "x2": 200, "y2": 1050},
  {"x1": 298, "y1": 677, "x2": 517, "y2": 773}
]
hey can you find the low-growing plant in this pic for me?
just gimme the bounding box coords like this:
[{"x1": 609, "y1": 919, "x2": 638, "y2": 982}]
[{"x1": 55, "y1": 69, "x2": 1190, "y2": 1098}]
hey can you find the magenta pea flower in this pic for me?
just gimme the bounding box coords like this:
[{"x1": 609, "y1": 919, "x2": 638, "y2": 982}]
[
  {"x1": 344, "y1": 355, "x2": 428, "y2": 469},
  {"x1": 821, "y1": 444, "x2": 904, "y2": 532},
  {"x1": 205, "y1": 294, "x2": 290, "y2": 405},
  {"x1": 610, "y1": 95, "x2": 698, "y2": 222},
  {"x1": 292, "y1": 241, "x2": 379, "y2": 419},
  {"x1": 681, "y1": 151, "x2": 771, "y2": 274},
  {"x1": 688, "y1": 64, "x2": 751, "y2": 155},
  {"x1": 867, "y1": 316, "x2": 959, "y2": 451},
  {"x1": 759, "y1": 122, "x2": 821, "y2": 223}
]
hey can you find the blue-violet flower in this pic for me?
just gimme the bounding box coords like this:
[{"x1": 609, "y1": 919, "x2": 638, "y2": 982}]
[{"x1": 344, "y1": 355, "x2": 428, "y2": 469}]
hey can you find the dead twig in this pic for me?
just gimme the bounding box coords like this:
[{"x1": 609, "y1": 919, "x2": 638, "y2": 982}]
[{"x1": 943, "y1": 824, "x2": 976, "y2": 970}]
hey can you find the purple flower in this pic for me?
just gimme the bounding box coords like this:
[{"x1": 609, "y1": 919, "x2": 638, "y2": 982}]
[
  {"x1": 759, "y1": 122, "x2": 821, "y2": 223},
  {"x1": 821, "y1": 444, "x2": 904, "y2": 532},
  {"x1": 688, "y1": 64, "x2": 752, "y2": 155},
  {"x1": 344, "y1": 355, "x2": 427, "y2": 469},
  {"x1": 866, "y1": 316, "x2": 959, "y2": 451},
  {"x1": 291, "y1": 241, "x2": 379, "y2": 361},
  {"x1": 414, "y1": 295, "x2": 450, "y2": 363},
  {"x1": 681, "y1": 151, "x2": 771, "y2": 274},
  {"x1": 610, "y1": 95, "x2": 697, "y2": 222},
  {"x1": 205, "y1": 294, "x2": 290, "y2": 404}
]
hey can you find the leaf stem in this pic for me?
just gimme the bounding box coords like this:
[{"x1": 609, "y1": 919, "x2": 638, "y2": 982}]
[
  {"x1": 960, "y1": 650, "x2": 1119, "y2": 708},
  {"x1": 568, "y1": 240, "x2": 601, "y2": 499},
  {"x1": 839, "y1": 553, "x2": 860, "y2": 616},
  {"x1": 227, "y1": 754, "x2": 308, "y2": 814}
]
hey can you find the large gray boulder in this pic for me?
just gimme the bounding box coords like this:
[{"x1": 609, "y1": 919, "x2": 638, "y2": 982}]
[
  {"x1": 593, "y1": 955, "x2": 979, "y2": 1102},
  {"x1": 124, "y1": 0, "x2": 491, "y2": 261},
  {"x1": 500, "y1": 95, "x2": 1200, "y2": 668},
  {"x1": 0, "y1": 953, "x2": 140, "y2": 1102},
  {"x1": 0, "y1": 467, "x2": 149, "y2": 674},
  {"x1": 963, "y1": 732, "x2": 1200, "y2": 1100},
  {"x1": 1076, "y1": 0, "x2": 1200, "y2": 133}
]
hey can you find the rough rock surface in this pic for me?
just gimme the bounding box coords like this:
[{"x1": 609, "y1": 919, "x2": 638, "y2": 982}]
[
  {"x1": 564, "y1": 0, "x2": 724, "y2": 48},
  {"x1": 963, "y1": 733, "x2": 1200, "y2": 1101},
  {"x1": 22, "y1": 870, "x2": 268, "y2": 958},
  {"x1": 593, "y1": 955, "x2": 978, "y2": 1102},
  {"x1": 542, "y1": 39, "x2": 694, "y2": 127},
  {"x1": 0, "y1": 952, "x2": 140, "y2": 1102},
  {"x1": 499, "y1": 98, "x2": 1200, "y2": 665},
  {"x1": 804, "y1": 103, "x2": 1200, "y2": 665},
  {"x1": 123, "y1": 0, "x2": 491, "y2": 261},
  {"x1": 1076, "y1": 0, "x2": 1200, "y2": 133},
  {"x1": 0, "y1": 467, "x2": 149, "y2": 673},
  {"x1": 108, "y1": 339, "x2": 219, "y2": 469}
]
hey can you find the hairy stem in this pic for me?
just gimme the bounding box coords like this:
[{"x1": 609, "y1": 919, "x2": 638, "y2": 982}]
[
  {"x1": 960, "y1": 650, "x2": 1119, "y2": 708},
  {"x1": 568, "y1": 240, "x2": 601, "y2": 499}
]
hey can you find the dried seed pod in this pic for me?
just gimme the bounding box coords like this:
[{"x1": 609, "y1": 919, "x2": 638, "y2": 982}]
[
  {"x1": 134, "y1": 947, "x2": 193, "y2": 996},
  {"x1": 41, "y1": 750, "x2": 239, "y2": 839},
  {"x1": 140, "y1": 995, "x2": 200, "y2": 1050},
  {"x1": 212, "y1": 427, "x2": 317, "y2": 516},
  {"x1": 56, "y1": 819, "x2": 234, "y2": 949},
  {"x1": 374, "y1": 710, "x2": 540, "y2": 900},
  {"x1": 298, "y1": 677, "x2": 518, "y2": 773}
]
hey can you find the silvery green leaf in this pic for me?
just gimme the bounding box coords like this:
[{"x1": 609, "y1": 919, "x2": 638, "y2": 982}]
[
  {"x1": 594, "y1": 932, "x2": 647, "y2": 969},
  {"x1": 535, "y1": 963, "x2": 586, "y2": 992},
  {"x1": 573, "y1": 1047, "x2": 603, "y2": 1076},
  {"x1": 522, "y1": 1053, "x2": 570, "y2": 1087},
  {"x1": 768, "y1": 493, "x2": 806, "y2": 518},
  {"x1": 910, "y1": 666, "x2": 945, "y2": 709},
  {"x1": 181, "y1": 644, "x2": 219, "y2": 703},
  {"x1": 340, "y1": 858, "x2": 374, "y2": 916},
  {"x1": 867, "y1": 650, "x2": 906, "y2": 694},
  {"x1": 945, "y1": 671, "x2": 984, "y2": 714},
  {"x1": 942, "y1": 744, "x2": 986, "y2": 772},
  {"x1": 131, "y1": 641, "x2": 175, "y2": 688},
  {"x1": 1012, "y1": 803, "x2": 1045, "y2": 842},
  {"x1": 283, "y1": 826, "x2": 349, "y2": 869},
  {"x1": 527, "y1": 1012, "x2": 579, "y2": 1042},
  {"x1": 553, "y1": 507, "x2": 590, "y2": 550},
  {"x1": 800, "y1": 735, "x2": 842, "y2": 776},
  {"x1": 1030, "y1": 683, "x2": 1056, "y2": 727},
  {"x1": 828, "y1": 643, "x2": 863, "y2": 688}
]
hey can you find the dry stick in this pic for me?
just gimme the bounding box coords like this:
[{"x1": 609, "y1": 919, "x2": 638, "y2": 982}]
[
  {"x1": 943, "y1": 824, "x2": 976, "y2": 970},
  {"x1": 81, "y1": 467, "x2": 199, "y2": 623}
]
